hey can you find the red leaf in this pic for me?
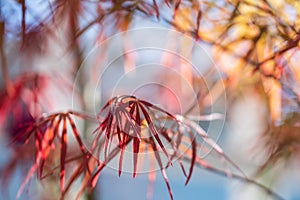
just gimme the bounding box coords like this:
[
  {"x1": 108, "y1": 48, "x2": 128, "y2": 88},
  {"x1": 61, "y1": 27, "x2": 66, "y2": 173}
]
[
  {"x1": 67, "y1": 115, "x2": 88, "y2": 154},
  {"x1": 60, "y1": 116, "x2": 67, "y2": 192},
  {"x1": 97, "y1": 96, "x2": 116, "y2": 117},
  {"x1": 185, "y1": 129, "x2": 196, "y2": 185},
  {"x1": 118, "y1": 133, "x2": 128, "y2": 177},
  {"x1": 149, "y1": 136, "x2": 173, "y2": 200},
  {"x1": 139, "y1": 103, "x2": 170, "y2": 160},
  {"x1": 139, "y1": 100, "x2": 176, "y2": 120},
  {"x1": 133, "y1": 137, "x2": 140, "y2": 178},
  {"x1": 17, "y1": 164, "x2": 38, "y2": 199},
  {"x1": 133, "y1": 103, "x2": 141, "y2": 177}
]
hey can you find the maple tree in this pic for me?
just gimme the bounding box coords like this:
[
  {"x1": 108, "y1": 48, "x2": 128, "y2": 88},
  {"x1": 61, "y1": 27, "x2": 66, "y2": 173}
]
[{"x1": 1, "y1": 0, "x2": 300, "y2": 199}]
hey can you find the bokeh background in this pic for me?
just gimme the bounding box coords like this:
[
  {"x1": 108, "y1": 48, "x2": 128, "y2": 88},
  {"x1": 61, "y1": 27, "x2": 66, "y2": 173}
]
[{"x1": 1, "y1": 0, "x2": 300, "y2": 199}]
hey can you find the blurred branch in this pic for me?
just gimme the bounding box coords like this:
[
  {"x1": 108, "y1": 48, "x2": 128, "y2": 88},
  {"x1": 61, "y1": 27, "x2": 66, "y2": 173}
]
[
  {"x1": 0, "y1": 21, "x2": 14, "y2": 97},
  {"x1": 20, "y1": 0, "x2": 26, "y2": 46},
  {"x1": 183, "y1": 156, "x2": 286, "y2": 200},
  {"x1": 257, "y1": 34, "x2": 300, "y2": 69}
]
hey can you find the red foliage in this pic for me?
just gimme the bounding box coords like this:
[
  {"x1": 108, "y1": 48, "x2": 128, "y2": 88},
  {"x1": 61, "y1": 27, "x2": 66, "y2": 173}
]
[{"x1": 89, "y1": 95, "x2": 240, "y2": 200}]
